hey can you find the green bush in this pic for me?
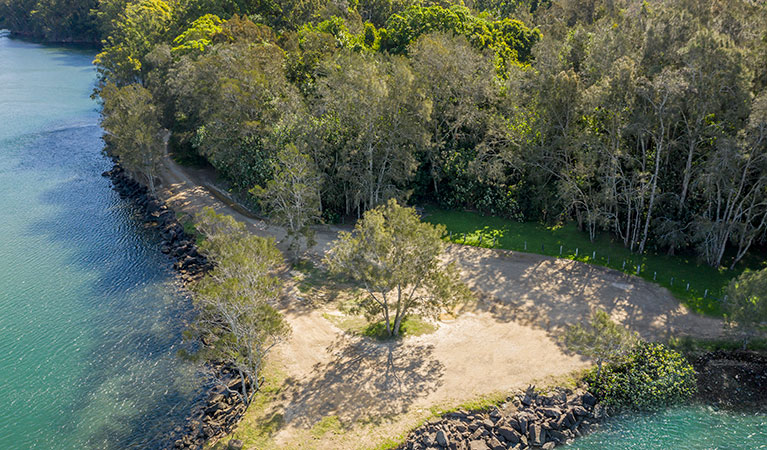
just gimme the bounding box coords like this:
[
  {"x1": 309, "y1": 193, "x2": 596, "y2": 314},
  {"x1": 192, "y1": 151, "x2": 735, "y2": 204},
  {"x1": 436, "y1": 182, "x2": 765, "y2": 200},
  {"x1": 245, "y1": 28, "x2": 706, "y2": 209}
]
[{"x1": 586, "y1": 342, "x2": 697, "y2": 411}]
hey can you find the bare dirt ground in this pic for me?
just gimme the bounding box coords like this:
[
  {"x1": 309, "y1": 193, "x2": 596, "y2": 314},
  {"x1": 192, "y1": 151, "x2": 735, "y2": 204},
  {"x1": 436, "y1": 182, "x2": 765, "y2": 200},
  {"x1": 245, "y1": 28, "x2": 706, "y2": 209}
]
[{"x1": 157, "y1": 156, "x2": 725, "y2": 449}]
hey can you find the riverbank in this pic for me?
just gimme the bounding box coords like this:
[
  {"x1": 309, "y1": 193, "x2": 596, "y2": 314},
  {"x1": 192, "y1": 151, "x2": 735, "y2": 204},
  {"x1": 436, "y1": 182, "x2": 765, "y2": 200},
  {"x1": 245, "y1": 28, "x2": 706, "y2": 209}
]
[
  {"x1": 692, "y1": 350, "x2": 767, "y2": 411},
  {"x1": 149, "y1": 152, "x2": 742, "y2": 449},
  {"x1": 103, "y1": 164, "x2": 253, "y2": 449},
  {"x1": 393, "y1": 348, "x2": 767, "y2": 450},
  {"x1": 397, "y1": 387, "x2": 602, "y2": 450}
]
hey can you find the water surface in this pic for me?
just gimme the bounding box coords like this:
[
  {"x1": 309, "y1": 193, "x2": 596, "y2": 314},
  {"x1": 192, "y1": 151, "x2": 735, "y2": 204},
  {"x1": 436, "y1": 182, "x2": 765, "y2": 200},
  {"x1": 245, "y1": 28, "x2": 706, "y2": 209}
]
[
  {"x1": 0, "y1": 35, "x2": 203, "y2": 449},
  {"x1": 569, "y1": 406, "x2": 767, "y2": 449}
]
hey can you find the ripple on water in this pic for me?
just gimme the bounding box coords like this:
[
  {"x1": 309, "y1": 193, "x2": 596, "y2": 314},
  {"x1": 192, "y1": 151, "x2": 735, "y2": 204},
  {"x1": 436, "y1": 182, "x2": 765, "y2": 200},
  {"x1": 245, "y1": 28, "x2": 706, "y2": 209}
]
[
  {"x1": 0, "y1": 36, "x2": 205, "y2": 449},
  {"x1": 567, "y1": 406, "x2": 767, "y2": 449}
]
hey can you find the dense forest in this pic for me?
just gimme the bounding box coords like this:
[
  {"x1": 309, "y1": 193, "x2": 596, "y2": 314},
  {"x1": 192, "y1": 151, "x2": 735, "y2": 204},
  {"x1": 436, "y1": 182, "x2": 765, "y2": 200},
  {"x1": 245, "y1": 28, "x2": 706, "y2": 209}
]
[{"x1": 3, "y1": 0, "x2": 767, "y2": 269}]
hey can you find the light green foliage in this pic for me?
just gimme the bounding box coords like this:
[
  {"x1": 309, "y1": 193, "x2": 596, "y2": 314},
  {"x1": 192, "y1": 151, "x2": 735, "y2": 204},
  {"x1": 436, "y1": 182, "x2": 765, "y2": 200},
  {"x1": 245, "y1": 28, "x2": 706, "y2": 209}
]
[
  {"x1": 99, "y1": 82, "x2": 164, "y2": 193},
  {"x1": 326, "y1": 199, "x2": 473, "y2": 337},
  {"x1": 380, "y1": 4, "x2": 541, "y2": 72},
  {"x1": 586, "y1": 342, "x2": 697, "y2": 411},
  {"x1": 251, "y1": 144, "x2": 321, "y2": 260},
  {"x1": 171, "y1": 13, "x2": 222, "y2": 56},
  {"x1": 725, "y1": 267, "x2": 767, "y2": 348},
  {"x1": 185, "y1": 208, "x2": 289, "y2": 405},
  {"x1": 564, "y1": 309, "x2": 638, "y2": 379},
  {"x1": 94, "y1": 0, "x2": 173, "y2": 84},
  {"x1": 300, "y1": 17, "x2": 379, "y2": 52}
]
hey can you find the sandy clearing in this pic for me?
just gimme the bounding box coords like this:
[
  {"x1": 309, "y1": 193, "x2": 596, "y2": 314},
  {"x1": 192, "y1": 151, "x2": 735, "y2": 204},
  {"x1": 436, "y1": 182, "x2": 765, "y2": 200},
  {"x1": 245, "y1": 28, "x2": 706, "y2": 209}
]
[{"x1": 156, "y1": 155, "x2": 724, "y2": 449}]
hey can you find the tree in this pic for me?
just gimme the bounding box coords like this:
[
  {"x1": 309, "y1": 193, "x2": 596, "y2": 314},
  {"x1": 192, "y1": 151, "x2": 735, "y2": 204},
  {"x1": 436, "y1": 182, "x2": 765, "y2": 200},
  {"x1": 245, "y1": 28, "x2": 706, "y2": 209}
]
[
  {"x1": 725, "y1": 267, "x2": 767, "y2": 349},
  {"x1": 312, "y1": 51, "x2": 428, "y2": 217},
  {"x1": 99, "y1": 82, "x2": 165, "y2": 194},
  {"x1": 326, "y1": 199, "x2": 472, "y2": 338},
  {"x1": 409, "y1": 32, "x2": 498, "y2": 198},
  {"x1": 94, "y1": 0, "x2": 173, "y2": 84},
  {"x1": 169, "y1": 39, "x2": 301, "y2": 190},
  {"x1": 563, "y1": 309, "x2": 638, "y2": 380},
  {"x1": 184, "y1": 208, "x2": 289, "y2": 405},
  {"x1": 251, "y1": 144, "x2": 321, "y2": 261},
  {"x1": 694, "y1": 93, "x2": 767, "y2": 268}
]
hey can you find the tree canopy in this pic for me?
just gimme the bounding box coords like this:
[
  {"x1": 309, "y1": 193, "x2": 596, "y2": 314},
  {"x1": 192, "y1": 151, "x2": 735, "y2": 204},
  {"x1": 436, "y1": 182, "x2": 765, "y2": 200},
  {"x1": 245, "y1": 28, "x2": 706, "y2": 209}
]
[
  {"x1": 326, "y1": 199, "x2": 472, "y2": 337},
  {"x1": 9, "y1": 0, "x2": 765, "y2": 271}
]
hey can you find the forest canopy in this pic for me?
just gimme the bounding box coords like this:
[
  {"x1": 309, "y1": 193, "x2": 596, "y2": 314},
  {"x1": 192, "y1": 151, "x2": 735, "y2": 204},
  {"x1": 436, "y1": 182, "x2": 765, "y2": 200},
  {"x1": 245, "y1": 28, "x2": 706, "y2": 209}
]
[{"x1": 3, "y1": 0, "x2": 767, "y2": 269}]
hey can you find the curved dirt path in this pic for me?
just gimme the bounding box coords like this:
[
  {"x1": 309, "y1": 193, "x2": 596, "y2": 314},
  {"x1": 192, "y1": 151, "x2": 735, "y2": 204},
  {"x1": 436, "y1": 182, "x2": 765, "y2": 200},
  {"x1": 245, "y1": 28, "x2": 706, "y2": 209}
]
[{"x1": 156, "y1": 156, "x2": 724, "y2": 449}]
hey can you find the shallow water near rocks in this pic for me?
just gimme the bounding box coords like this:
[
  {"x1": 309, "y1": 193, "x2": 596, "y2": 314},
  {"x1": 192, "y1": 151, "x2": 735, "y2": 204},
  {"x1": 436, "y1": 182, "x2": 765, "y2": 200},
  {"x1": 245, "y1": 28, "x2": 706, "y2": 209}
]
[
  {"x1": 567, "y1": 405, "x2": 767, "y2": 449},
  {"x1": 0, "y1": 36, "x2": 204, "y2": 448}
]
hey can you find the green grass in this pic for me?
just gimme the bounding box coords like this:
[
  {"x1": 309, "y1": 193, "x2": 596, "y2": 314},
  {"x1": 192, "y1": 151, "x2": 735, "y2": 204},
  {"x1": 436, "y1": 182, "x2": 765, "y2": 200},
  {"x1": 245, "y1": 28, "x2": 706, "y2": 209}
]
[
  {"x1": 209, "y1": 364, "x2": 287, "y2": 450},
  {"x1": 424, "y1": 207, "x2": 766, "y2": 317},
  {"x1": 310, "y1": 415, "x2": 344, "y2": 439},
  {"x1": 323, "y1": 313, "x2": 437, "y2": 340},
  {"x1": 362, "y1": 317, "x2": 438, "y2": 340}
]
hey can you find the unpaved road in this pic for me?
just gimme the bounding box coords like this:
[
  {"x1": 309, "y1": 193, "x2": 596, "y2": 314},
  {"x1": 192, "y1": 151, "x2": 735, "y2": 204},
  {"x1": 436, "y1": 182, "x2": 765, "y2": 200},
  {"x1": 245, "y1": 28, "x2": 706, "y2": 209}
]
[{"x1": 157, "y1": 156, "x2": 724, "y2": 449}]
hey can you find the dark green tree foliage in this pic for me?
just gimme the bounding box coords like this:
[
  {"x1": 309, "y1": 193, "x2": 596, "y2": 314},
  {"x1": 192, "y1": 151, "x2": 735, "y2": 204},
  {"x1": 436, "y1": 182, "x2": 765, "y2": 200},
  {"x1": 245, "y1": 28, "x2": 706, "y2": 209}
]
[
  {"x1": 84, "y1": 0, "x2": 767, "y2": 268},
  {"x1": 0, "y1": 0, "x2": 98, "y2": 42},
  {"x1": 167, "y1": 32, "x2": 301, "y2": 190},
  {"x1": 99, "y1": 82, "x2": 165, "y2": 193},
  {"x1": 725, "y1": 267, "x2": 767, "y2": 349},
  {"x1": 585, "y1": 342, "x2": 697, "y2": 411},
  {"x1": 307, "y1": 50, "x2": 428, "y2": 217}
]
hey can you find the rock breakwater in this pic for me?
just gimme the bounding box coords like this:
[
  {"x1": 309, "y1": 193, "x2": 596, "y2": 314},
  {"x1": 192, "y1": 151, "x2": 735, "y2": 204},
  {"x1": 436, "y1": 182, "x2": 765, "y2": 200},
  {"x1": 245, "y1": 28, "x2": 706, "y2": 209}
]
[
  {"x1": 398, "y1": 387, "x2": 604, "y2": 450},
  {"x1": 103, "y1": 165, "x2": 211, "y2": 282},
  {"x1": 103, "y1": 164, "x2": 248, "y2": 449}
]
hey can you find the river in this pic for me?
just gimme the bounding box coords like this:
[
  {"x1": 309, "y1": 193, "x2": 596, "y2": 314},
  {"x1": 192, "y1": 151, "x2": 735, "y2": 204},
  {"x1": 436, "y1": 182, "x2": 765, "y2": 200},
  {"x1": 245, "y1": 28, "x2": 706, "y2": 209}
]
[
  {"x1": 0, "y1": 35, "x2": 204, "y2": 448},
  {"x1": 568, "y1": 405, "x2": 767, "y2": 449}
]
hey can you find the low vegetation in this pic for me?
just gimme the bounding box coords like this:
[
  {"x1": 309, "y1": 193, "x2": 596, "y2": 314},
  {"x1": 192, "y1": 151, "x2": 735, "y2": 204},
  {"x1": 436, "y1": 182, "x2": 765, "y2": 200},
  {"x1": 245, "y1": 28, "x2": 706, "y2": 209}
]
[
  {"x1": 565, "y1": 311, "x2": 697, "y2": 411},
  {"x1": 725, "y1": 267, "x2": 767, "y2": 348},
  {"x1": 563, "y1": 309, "x2": 638, "y2": 380},
  {"x1": 585, "y1": 342, "x2": 697, "y2": 411}
]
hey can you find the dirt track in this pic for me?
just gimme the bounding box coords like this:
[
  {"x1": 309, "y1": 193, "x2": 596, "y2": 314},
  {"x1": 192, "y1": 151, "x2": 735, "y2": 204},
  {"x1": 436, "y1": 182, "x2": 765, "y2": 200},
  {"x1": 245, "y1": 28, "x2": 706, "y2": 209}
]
[{"x1": 157, "y1": 156, "x2": 724, "y2": 449}]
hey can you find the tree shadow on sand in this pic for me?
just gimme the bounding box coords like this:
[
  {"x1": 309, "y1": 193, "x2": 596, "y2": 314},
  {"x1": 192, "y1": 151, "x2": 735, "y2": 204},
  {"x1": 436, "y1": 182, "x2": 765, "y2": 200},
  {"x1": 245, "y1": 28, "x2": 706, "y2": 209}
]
[
  {"x1": 445, "y1": 245, "x2": 724, "y2": 344},
  {"x1": 277, "y1": 336, "x2": 445, "y2": 428}
]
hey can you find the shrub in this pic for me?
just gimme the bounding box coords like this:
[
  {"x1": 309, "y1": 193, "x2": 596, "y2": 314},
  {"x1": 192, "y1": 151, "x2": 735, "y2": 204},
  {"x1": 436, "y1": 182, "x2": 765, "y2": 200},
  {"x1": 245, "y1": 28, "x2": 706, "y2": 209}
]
[{"x1": 586, "y1": 342, "x2": 697, "y2": 411}]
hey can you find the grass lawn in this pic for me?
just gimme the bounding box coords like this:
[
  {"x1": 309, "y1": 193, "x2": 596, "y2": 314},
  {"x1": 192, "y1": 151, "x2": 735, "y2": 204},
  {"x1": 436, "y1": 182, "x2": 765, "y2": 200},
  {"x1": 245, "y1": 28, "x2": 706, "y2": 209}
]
[
  {"x1": 323, "y1": 312, "x2": 438, "y2": 340},
  {"x1": 423, "y1": 207, "x2": 766, "y2": 317}
]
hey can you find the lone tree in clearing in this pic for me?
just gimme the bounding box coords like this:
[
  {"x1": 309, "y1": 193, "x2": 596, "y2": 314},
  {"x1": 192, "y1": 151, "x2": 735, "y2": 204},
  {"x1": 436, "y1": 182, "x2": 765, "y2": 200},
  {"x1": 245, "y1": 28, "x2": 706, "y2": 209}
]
[
  {"x1": 725, "y1": 267, "x2": 767, "y2": 349},
  {"x1": 326, "y1": 199, "x2": 472, "y2": 338},
  {"x1": 563, "y1": 309, "x2": 638, "y2": 380},
  {"x1": 184, "y1": 208, "x2": 290, "y2": 406}
]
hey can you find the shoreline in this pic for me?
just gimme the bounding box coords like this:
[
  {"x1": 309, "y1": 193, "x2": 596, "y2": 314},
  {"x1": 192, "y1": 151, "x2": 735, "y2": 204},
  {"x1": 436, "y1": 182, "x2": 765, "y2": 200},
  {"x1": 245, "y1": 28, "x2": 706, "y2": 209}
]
[
  {"x1": 109, "y1": 155, "x2": 761, "y2": 449},
  {"x1": 395, "y1": 349, "x2": 767, "y2": 450},
  {"x1": 103, "y1": 164, "x2": 251, "y2": 450}
]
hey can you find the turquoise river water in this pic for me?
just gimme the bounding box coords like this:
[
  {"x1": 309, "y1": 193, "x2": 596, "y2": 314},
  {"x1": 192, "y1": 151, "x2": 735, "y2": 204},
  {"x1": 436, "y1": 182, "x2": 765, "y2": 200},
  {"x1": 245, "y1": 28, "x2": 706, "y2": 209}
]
[
  {"x1": 1, "y1": 33, "x2": 766, "y2": 450},
  {"x1": 1, "y1": 35, "x2": 204, "y2": 448}
]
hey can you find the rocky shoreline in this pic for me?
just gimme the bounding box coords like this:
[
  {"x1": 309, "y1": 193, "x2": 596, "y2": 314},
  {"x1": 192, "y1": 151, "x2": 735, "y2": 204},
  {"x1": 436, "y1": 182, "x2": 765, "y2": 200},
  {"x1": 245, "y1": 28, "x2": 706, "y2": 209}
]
[
  {"x1": 103, "y1": 164, "x2": 249, "y2": 450},
  {"x1": 398, "y1": 387, "x2": 603, "y2": 450}
]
